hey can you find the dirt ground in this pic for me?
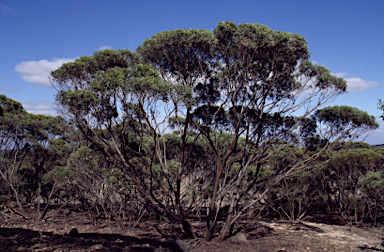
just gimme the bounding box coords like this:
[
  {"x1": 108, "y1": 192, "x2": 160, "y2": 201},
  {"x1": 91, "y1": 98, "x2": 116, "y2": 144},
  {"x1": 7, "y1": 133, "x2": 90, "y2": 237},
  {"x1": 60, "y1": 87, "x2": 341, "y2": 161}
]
[{"x1": 0, "y1": 208, "x2": 383, "y2": 252}]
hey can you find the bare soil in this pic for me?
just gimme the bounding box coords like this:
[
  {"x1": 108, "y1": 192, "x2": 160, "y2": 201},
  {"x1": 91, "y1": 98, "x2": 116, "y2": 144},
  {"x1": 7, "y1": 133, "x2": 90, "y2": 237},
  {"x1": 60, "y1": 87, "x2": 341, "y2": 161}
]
[{"x1": 0, "y1": 207, "x2": 383, "y2": 252}]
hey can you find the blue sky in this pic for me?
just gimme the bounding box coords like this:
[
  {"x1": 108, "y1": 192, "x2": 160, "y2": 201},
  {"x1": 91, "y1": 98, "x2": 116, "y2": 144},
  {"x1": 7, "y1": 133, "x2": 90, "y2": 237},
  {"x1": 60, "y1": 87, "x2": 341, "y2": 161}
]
[{"x1": 0, "y1": 0, "x2": 383, "y2": 144}]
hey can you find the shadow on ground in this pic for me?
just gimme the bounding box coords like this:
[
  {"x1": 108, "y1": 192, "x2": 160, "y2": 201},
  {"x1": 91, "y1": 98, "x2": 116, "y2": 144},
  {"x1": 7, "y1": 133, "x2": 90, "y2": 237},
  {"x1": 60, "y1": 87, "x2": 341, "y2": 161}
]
[{"x1": 0, "y1": 227, "x2": 183, "y2": 252}]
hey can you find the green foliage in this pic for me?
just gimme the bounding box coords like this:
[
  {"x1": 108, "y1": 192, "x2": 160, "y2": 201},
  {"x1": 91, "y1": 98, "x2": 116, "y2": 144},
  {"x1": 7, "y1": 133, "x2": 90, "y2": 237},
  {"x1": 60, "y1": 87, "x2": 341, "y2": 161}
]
[
  {"x1": 373, "y1": 146, "x2": 384, "y2": 156},
  {"x1": 315, "y1": 106, "x2": 379, "y2": 130},
  {"x1": 328, "y1": 148, "x2": 383, "y2": 169},
  {"x1": 214, "y1": 22, "x2": 308, "y2": 78},
  {"x1": 298, "y1": 60, "x2": 347, "y2": 91},
  {"x1": 361, "y1": 171, "x2": 384, "y2": 196},
  {"x1": 51, "y1": 49, "x2": 136, "y2": 90},
  {"x1": 0, "y1": 94, "x2": 24, "y2": 115},
  {"x1": 321, "y1": 148, "x2": 384, "y2": 221},
  {"x1": 334, "y1": 141, "x2": 371, "y2": 150},
  {"x1": 137, "y1": 29, "x2": 217, "y2": 85},
  {"x1": 360, "y1": 171, "x2": 384, "y2": 223},
  {"x1": 265, "y1": 144, "x2": 306, "y2": 169},
  {"x1": 56, "y1": 89, "x2": 97, "y2": 117},
  {"x1": 0, "y1": 94, "x2": 68, "y2": 217}
]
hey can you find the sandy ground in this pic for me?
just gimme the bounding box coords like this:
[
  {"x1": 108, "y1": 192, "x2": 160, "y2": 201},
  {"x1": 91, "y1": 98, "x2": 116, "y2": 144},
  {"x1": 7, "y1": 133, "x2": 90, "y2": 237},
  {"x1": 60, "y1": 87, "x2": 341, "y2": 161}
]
[{"x1": 0, "y1": 209, "x2": 383, "y2": 251}]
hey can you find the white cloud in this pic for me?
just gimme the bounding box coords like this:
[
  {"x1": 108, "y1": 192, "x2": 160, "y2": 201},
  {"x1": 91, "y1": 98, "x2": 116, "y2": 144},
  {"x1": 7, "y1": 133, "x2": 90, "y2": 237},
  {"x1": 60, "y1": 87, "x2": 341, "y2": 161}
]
[
  {"x1": 334, "y1": 72, "x2": 380, "y2": 93},
  {"x1": 334, "y1": 72, "x2": 348, "y2": 78},
  {"x1": 99, "y1": 45, "x2": 113, "y2": 50},
  {"x1": 0, "y1": 4, "x2": 16, "y2": 15},
  {"x1": 15, "y1": 58, "x2": 76, "y2": 86},
  {"x1": 21, "y1": 100, "x2": 57, "y2": 116}
]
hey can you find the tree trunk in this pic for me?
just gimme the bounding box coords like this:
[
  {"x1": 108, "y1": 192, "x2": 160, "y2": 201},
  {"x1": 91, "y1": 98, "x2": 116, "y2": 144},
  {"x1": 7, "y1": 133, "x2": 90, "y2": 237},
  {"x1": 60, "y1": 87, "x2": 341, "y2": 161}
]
[
  {"x1": 181, "y1": 220, "x2": 195, "y2": 239},
  {"x1": 218, "y1": 215, "x2": 232, "y2": 240}
]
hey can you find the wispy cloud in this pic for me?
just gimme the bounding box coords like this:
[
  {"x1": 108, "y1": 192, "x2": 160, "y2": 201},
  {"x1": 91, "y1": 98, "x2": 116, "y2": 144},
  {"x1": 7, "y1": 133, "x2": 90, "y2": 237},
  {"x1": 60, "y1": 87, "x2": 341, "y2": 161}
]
[
  {"x1": 0, "y1": 86, "x2": 16, "y2": 92},
  {"x1": 0, "y1": 4, "x2": 16, "y2": 15},
  {"x1": 99, "y1": 45, "x2": 113, "y2": 50},
  {"x1": 21, "y1": 100, "x2": 57, "y2": 116},
  {"x1": 15, "y1": 58, "x2": 76, "y2": 86},
  {"x1": 334, "y1": 72, "x2": 380, "y2": 93},
  {"x1": 0, "y1": 76, "x2": 17, "y2": 92}
]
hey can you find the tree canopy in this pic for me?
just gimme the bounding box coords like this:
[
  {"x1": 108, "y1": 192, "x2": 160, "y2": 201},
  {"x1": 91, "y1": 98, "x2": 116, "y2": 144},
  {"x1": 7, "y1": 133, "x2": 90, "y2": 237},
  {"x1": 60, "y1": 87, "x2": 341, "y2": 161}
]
[{"x1": 47, "y1": 22, "x2": 381, "y2": 240}]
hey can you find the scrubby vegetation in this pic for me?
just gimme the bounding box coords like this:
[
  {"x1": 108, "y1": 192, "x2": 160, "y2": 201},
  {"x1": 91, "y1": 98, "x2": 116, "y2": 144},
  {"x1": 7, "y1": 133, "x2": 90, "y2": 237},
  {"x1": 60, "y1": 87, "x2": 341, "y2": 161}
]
[{"x1": 1, "y1": 22, "x2": 382, "y2": 242}]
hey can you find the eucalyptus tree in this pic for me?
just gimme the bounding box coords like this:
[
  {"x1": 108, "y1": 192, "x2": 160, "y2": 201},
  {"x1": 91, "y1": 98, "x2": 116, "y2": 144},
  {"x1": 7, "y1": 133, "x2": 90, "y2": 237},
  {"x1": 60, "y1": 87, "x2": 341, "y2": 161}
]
[
  {"x1": 137, "y1": 21, "x2": 377, "y2": 240},
  {"x1": 313, "y1": 106, "x2": 378, "y2": 142},
  {"x1": 0, "y1": 95, "x2": 65, "y2": 219},
  {"x1": 361, "y1": 170, "x2": 384, "y2": 224},
  {"x1": 137, "y1": 29, "x2": 218, "y2": 235},
  {"x1": 52, "y1": 22, "x2": 378, "y2": 240},
  {"x1": 52, "y1": 49, "x2": 198, "y2": 237},
  {"x1": 323, "y1": 148, "x2": 383, "y2": 222}
]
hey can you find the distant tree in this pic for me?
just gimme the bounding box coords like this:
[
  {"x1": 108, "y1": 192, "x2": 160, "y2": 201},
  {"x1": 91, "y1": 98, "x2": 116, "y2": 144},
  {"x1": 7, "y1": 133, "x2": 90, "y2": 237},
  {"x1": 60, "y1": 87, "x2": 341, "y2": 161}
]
[
  {"x1": 378, "y1": 99, "x2": 384, "y2": 121},
  {"x1": 267, "y1": 141, "x2": 383, "y2": 223},
  {"x1": 261, "y1": 144, "x2": 310, "y2": 220},
  {"x1": 313, "y1": 106, "x2": 377, "y2": 142},
  {"x1": 0, "y1": 95, "x2": 65, "y2": 219},
  {"x1": 323, "y1": 148, "x2": 383, "y2": 223},
  {"x1": 361, "y1": 170, "x2": 384, "y2": 224}
]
